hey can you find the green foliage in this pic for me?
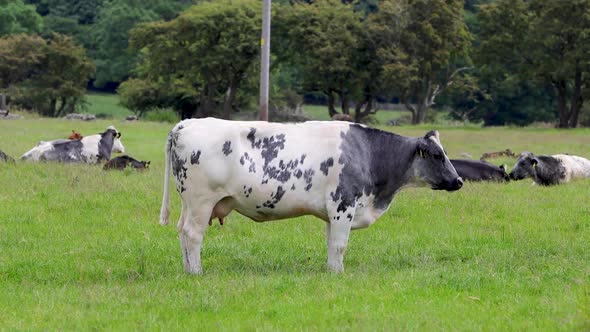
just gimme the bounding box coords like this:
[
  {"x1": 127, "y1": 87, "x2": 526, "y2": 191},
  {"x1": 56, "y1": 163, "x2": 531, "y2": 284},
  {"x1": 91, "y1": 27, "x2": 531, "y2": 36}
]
[
  {"x1": 0, "y1": 0, "x2": 43, "y2": 36},
  {"x1": 123, "y1": 0, "x2": 261, "y2": 119},
  {"x1": 92, "y1": 2, "x2": 160, "y2": 87},
  {"x1": 1, "y1": 120, "x2": 590, "y2": 329},
  {"x1": 0, "y1": 33, "x2": 95, "y2": 117},
  {"x1": 476, "y1": 0, "x2": 590, "y2": 128}
]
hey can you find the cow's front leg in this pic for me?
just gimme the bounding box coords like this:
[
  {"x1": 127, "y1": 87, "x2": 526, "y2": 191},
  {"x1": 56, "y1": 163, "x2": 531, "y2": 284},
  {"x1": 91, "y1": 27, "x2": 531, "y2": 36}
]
[{"x1": 326, "y1": 208, "x2": 354, "y2": 273}]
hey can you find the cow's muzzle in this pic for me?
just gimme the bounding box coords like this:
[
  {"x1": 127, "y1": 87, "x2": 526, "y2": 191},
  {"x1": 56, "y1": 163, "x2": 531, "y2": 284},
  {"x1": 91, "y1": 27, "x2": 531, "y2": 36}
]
[{"x1": 433, "y1": 177, "x2": 463, "y2": 191}]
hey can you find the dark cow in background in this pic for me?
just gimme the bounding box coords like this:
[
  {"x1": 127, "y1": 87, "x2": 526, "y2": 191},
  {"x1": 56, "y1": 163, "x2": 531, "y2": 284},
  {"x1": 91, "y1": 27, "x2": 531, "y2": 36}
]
[
  {"x1": 0, "y1": 149, "x2": 15, "y2": 163},
  {"x1": 509, "y1": 151, "x2": 590, "y2": 185},
  {"x1": 159, "y1": 118, "x2": 463, "y2": 274},
  {"x1": 451, "y1": 159, "x2": 510, "y2": 182},
  {"x1": 21, "y1": 126, "x2": 124, "y2": 163},
  {"x1": 104, "y1": 155, "x2": 150, "y2": 171}
]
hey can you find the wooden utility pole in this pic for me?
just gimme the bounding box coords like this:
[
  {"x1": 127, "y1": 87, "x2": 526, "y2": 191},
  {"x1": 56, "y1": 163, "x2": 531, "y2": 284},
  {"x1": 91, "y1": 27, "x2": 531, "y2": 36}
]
[{"x1": 259, "y1": 0, "x2": 271, "y2": 121}]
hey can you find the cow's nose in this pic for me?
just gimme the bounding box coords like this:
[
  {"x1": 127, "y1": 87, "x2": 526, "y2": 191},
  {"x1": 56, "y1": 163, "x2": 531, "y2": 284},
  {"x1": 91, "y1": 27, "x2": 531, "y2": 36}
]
[{"x1": 455, "y1": 177, "x2": 463, "y2": 189}]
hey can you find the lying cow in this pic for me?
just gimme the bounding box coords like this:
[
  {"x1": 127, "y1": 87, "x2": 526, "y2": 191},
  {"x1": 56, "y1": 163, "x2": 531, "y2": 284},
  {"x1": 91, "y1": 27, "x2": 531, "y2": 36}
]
[
  {"x1": 509, "y1": 151, "x2": 590, "y2": 185},
  {"x1": 1, "y1": 149, "x2": 15, "y2": 163},
  {"x1": 450, "y1": 159, "x2": 509, "y2": 182},
  {"x1": 159, "y1": 118, "x2": 463, "y2": 274},
  {"x1": 103, "y1": 155, "x2": 150, "y2": 171},
  {"x1": 21, "y1": 126, "x2": 124, "y2": 163}
]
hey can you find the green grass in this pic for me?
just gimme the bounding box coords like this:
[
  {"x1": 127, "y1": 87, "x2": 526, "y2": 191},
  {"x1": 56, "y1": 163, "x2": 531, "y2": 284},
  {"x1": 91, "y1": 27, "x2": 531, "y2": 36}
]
[
  {"x1": 85, "y1": 93, "x2": 134, "y2": 120},
  {"x1": 1, "y1": 119, "x2": 590, "y2": 330}
]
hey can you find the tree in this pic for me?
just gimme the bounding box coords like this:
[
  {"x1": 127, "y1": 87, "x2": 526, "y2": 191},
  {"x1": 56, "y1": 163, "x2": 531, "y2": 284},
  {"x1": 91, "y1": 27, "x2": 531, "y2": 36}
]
[
  {"x1": 0, "y1": 33, "x2": 95, "y2": 116},
  {"x1": 0, "y1": 0, "x2": 43, "y2": 36},
  {"x1": 275, "y1": 0, "x2": 363, "y2": 118},
  {"x1": 397, "y1": 0, "x2": 472, "y2": 124},
  {"x1": 120, "y1": 0, "x2": 261, "y2": 119},
  {"x1": 477, "y1": 0, "x2": 590, "y2": 128},
  {"x1": 92, "y1": 2, "x2": 159, "y2": 87}
]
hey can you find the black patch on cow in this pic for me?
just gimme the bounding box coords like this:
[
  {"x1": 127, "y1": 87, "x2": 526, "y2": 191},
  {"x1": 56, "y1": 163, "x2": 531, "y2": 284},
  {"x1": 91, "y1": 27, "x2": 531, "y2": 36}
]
[
  {"x1": 450, "y1": 159, "x2": 509, "y2": 182},
  {"x1": 291, "y1": 184, "x2": 296, "y2": 191},
  {"x1": 243, "y1": 185, "x2": 253, "y2": 198},
  {"x1": 169, "y1": 130, "x2": 188, "y2": 193},
  {"x1": 331, "y1": 124, "x2": 417, "y2": 213},
  {"x1": 300, "y1": 154, "x2": 306, "y2": 164},
  {"x1": 240, "y1": 152, "x2": 256, "y2": 173},
  {"x1": 190, "y1": 150, "x2": 201, "y2": 165},
  {"x1": 346, "y1": 214, "x2": 353, "y2": 221},
  {"x1": 247, "y1": 128, "x2": 262, "y2": 149},
  {"x1": 222, "y1": 141, "x2": 233, "y2": 156},
  {"x1": 262, "y1": 186, "x2": 286, "y2": 209},
  {"x1": 534, "y1": 156, "x2": 567, "y2": 185},
  {"x1": 40, "y1": 140, "x2": 85, "y2": 162},
  {"x1": 294, "y1": 169, "x2": 303, "y2": 179},
  {"x1": 320, "y1": 157, "x2": 334, "y2": 176},
  {"x1": 303, "y1": 169, "x2": 315, "y2": 191},
  {"x1": 97, "y1": 129, "x2": 119, "y2": 161},
  {"x1": 104, "y1": 155, "x2": 150, "y2": 171}
]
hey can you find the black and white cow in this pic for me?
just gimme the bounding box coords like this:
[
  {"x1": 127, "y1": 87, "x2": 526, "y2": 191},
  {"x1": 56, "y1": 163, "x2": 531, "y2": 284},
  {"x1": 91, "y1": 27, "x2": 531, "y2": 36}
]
[
  {"x1": 20, "y1": 126, "x2": 124, "y2": 163},
  {"x1": 0, "y1": 149, "x2": 15, "y2": 163},
  {"x1": 509, "y1": 151, "x2": 590, "y2": 185},
  {"x1": 450, "y1": 159, "x2": 510, "y2": 182},
  {"x1": 159, "y1": 118, "x2": 463, "y2": 274}
]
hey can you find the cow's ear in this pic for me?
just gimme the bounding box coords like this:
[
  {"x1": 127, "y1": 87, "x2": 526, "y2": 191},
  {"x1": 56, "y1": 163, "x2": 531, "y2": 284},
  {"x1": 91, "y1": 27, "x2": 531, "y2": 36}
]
[
  {"x1": 115, "y1": 132, "x2": 121, "y2": 138},
  {"x1": 532, "y1": 158, "x2": 538, "y2": 167},
  {"x1": 499, "y1": 164, "x2": 506, "y2": 170},
  {"x1": 416, "y1": 141, "x2": 426, "y2": 158}
]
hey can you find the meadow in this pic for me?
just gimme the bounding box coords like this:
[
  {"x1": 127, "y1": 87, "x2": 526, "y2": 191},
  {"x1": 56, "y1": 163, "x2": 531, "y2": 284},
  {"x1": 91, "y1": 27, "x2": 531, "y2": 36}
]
[{"x1": 0, "y1": 99, "x2": 589, "y2": 330}]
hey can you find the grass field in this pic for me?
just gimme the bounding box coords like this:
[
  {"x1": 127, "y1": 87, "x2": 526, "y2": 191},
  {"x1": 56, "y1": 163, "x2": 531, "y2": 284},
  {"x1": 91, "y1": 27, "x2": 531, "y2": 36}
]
[{"x1": 1, "y1": 113, "x2": 590, "y2": 329}]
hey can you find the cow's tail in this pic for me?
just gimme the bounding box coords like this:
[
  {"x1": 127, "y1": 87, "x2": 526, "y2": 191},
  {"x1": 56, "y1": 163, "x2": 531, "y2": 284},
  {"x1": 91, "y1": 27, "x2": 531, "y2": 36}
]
[{"x1": 159, "y1": 132, "x2": 172, "y2": 226}]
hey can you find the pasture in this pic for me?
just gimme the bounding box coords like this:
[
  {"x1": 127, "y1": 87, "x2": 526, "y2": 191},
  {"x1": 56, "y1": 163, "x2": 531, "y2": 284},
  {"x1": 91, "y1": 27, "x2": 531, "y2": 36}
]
[{"x1": 1, "y1": 117, "x2": 589, "y2": 330}]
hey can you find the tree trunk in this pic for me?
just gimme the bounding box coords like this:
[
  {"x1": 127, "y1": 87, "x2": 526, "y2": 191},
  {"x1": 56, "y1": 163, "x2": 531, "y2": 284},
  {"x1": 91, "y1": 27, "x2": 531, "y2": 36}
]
[
  {"x1": 327, "y1": 90, "x2": 338, "y2": 117},
  {"x1": 223, "y1": 79, "x2": 238, "y2": 120},
  {"x1": 568, "y1": 67, "x2": 583, "y2": 128},
  {"x1": 354, "y1": 95, "x2": 374, "y2": 123},
  {"x1": 340, "y1": 92, "x2": 349, "y2": 115},
  {"x1": 48, "y1": 98, "x2": 57, "y2": 117},
  {"x1": 555, "y1": 80, "x2": 570, "y2": 128}
]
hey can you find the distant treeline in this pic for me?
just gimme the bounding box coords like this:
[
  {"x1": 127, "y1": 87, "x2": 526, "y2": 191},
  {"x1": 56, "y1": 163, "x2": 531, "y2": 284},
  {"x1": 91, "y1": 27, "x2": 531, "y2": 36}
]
[{"x1": 0, "y1": 0, "x2": 589, "y2": 127}]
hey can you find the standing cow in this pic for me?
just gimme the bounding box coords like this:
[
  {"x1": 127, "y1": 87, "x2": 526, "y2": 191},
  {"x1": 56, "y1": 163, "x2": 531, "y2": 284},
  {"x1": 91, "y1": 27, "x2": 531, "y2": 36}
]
[
  {"x1": 450, "y1": 159, "x2": 510, "y2": 182},
  {"x1": 160, "y1": 118, "x2": 463, "y2": 274},
  {"x1": 509, "y1": 151, "x2": 590, "y2": 185},
  {"x1": 21, "y1": 126, "x2": 124, "y2": 163}
]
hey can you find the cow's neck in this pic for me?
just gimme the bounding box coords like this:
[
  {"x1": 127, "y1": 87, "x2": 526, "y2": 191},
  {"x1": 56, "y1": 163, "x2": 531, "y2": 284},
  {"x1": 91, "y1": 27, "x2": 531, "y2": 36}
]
[
  {"x1": 97, "y1": 133, "x2": 114, "y2": 161},
  {"x1": 340, "y1": 125, "x2": 417, "y2": 210}
]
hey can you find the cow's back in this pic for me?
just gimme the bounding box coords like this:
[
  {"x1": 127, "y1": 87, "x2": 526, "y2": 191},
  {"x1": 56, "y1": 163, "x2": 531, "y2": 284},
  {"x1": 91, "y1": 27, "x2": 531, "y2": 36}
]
[
  {"x1": 170, "y1": 118, "x2": 351, "y2": 221},
  {"x1": 554, "y1": 154, "x2": 590, "y2": 180}
]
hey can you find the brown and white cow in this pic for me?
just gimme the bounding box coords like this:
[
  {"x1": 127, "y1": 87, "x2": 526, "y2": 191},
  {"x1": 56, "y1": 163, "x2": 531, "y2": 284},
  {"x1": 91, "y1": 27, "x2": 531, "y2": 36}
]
[{"x1": 159, "y1": 118, "x2": 463, "y2": 274}]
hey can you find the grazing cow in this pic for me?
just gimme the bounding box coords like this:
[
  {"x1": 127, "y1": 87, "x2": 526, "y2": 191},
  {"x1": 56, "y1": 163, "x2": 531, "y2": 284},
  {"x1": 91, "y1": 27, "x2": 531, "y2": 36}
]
[
  {"x1": 68, "y1": 130, "x2": 83, "y2": 140},
  {"x1": 21, "y1": 126, "x2": 124, "y2": 163},
  {"x1": 0, "y1": 149, "x2": 15, "y2": 163},
  {"x1": 159, "y1": 118, "x2": 463, "y2": 274},
  {"x1": 103, "y1": 155, "x2": 150, "y2": 171},
  {"x1": 509, "y1": 151, "x2": 590, "y2": 185},
  {"x1": 450, "y1": 159, "x2": 509, "y2": 182}
]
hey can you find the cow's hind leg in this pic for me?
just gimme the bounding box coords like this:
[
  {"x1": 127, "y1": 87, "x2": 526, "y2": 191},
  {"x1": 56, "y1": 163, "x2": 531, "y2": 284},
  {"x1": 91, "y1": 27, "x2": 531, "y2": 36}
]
[
  {"x1": 326, "y1": 205, "x2": 355, "y2": 273},
  {"x1": 178, "y1": 202, "x2": 215, "y2": 275}
]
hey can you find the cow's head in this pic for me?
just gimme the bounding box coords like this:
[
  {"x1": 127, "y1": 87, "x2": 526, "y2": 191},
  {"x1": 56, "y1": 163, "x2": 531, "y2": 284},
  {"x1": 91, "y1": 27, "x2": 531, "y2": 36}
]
[
  {"x1": 413, "y1": 130, "x2": 463, "y2": 191},
  {"x1": 498, "y1": 164, "x2": 511, "y2": 182},
  {"x1": 107, "y1": 126, "x2": 125, "y2": 153},
  {"x1": 509, "y1": 151, "x2": 536, "y2": 181}
]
